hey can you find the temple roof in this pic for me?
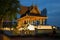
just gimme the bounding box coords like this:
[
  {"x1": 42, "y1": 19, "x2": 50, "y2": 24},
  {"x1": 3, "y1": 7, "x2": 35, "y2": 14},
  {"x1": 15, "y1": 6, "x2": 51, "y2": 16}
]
[
  {"x1": 30, "y1": 5, "x2": 41, "y2": 14},
  {"x1": 20, "y1": 6, "x2": 28, "y2": 15},
  {"x1": 19, "y1": 5, "x2": 47, "y2": 18},
  {"x1": 19, "y1": 5, "x2": 41, "y2": 15}
]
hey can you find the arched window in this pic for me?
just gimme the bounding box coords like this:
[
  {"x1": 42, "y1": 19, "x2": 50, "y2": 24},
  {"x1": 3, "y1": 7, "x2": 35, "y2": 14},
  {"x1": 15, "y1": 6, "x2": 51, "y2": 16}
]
[
  {"x1": 35, "y1": 20, "x2": 40, "y2": 25},
  {"x1": 24, "y1": 21, "x2": 27, "y2": 24},
  {"x1": 31, "y1": 20, "x2": 40, "y2": 26}
]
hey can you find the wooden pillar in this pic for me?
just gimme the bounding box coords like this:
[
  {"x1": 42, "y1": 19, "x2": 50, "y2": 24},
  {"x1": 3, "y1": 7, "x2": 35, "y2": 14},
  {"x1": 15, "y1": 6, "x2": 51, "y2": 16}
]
[
  {"x1": 40, "y1": 19, "x2": 42, "y2": 25},
  {"x1": 42, "y1": 19, "x2": 43, "y2": 25},
  {"x1": 43, "y1": 19, "x2": 45, "y2": 25}
]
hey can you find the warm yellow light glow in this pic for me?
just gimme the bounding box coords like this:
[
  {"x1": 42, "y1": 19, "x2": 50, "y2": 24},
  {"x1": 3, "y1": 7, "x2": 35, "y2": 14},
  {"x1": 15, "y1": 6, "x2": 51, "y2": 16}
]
[
  {"x1": 0, "y1": 28, "x2": 14, "y2": 31},
  {"x1": 53, "y1": 26, "x2": 56, "y2": 29},
  {"x1": 18, "y1": 28, "x2": 24, "y2": 30},
  {"x1": 38, "y1": 25, "x2": 52, "y2": 29},
  {"x1": 27, "y1": 24, "x2": 35, "y2": 30}
]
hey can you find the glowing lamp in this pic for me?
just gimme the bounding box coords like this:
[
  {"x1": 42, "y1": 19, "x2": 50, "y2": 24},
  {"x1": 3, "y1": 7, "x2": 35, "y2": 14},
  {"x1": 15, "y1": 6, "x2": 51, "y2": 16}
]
[{"x1": 27, "y1": 24, "x2": 35, "y2": 30}]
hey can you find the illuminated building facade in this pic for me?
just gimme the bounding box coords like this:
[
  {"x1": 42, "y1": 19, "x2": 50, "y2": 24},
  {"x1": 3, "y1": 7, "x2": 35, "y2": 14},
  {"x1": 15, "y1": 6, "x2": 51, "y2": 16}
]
[{"x1": 17, "y1": 5, "x2": 47, "y2": 30}]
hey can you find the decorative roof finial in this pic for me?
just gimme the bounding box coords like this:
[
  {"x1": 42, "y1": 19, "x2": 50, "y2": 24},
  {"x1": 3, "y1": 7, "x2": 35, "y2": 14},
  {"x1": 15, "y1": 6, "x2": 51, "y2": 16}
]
[
  {"x1": 31, "y1": 0, "x2": 38, "y2": 6},
  {"x1": 35, "y1": 0, "x2": 38, "y2": 6},
  {"x1": 32, "y1": 0, "x2": 34, "y2": 6}
]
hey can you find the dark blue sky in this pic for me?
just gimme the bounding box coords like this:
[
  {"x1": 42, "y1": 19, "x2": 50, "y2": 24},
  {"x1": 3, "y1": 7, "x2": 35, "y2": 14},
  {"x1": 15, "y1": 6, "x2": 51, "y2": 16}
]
[{"x1": 18, "y1": 0, "x2": 60, "y2": 27}]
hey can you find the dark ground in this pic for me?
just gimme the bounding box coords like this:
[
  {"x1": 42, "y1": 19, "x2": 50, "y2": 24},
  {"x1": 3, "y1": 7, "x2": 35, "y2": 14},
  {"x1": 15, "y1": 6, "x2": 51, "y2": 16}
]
[
  {"x1": 0, "y1": 33, "x2": 60, "y2": 40},
  {"x1": 0, "y1": 30, "x2": 60, "y2": 40}
]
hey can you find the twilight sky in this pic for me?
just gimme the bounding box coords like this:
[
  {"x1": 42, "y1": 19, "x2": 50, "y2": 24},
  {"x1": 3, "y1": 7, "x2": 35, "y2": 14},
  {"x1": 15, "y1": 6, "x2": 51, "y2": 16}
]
[{"x1": 18, "y1": 0, "x2": 60, "y2": 27}]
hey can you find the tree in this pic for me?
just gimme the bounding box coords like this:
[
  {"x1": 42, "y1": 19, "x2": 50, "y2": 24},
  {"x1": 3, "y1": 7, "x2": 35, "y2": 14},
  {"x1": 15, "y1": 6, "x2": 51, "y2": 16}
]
[{"x1": 0, "y1": 0, "x2": 20, "y2": 28}]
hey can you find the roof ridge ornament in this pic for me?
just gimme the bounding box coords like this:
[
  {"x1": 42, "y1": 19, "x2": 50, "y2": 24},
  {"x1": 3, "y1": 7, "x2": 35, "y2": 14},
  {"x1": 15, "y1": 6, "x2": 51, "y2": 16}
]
[{"x1": 31, "y1": 0, "x2": 38, "y2": 6}]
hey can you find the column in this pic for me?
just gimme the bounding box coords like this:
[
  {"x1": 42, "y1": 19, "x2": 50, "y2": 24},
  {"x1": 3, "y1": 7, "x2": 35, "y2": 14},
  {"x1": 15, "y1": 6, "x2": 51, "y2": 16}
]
[
  {"x1": 43, "y1": 19, "x2": 45, "y2": 25},
  {"x1": 40, "y1": 19, "x2": 42, "y2": 25}
]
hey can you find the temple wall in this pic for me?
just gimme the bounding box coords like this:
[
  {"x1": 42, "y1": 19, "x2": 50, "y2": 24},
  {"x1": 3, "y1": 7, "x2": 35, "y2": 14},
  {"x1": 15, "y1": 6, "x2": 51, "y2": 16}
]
[{"x1": 17, "y1": 16, "x2": 47, "y2": 28}]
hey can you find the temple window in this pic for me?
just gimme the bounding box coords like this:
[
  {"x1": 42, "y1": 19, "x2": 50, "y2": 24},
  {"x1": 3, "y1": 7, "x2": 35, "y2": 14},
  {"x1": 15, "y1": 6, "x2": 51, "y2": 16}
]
[
  {"x1": 24, "y1": 21, "x2": 27, "y2": 24},
  {"x1": 31, "y1": 20, "x2": 40, "y2": 26},
  {"x1": 35, "y1": 20, "x2": 40, "y2": 25}
]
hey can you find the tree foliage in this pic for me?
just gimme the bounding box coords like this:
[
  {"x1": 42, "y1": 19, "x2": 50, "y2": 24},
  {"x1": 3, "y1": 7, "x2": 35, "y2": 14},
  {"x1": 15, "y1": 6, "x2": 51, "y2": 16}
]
[{"x1": 0, "y1": 0, "x2": 20, "y2": 21}]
